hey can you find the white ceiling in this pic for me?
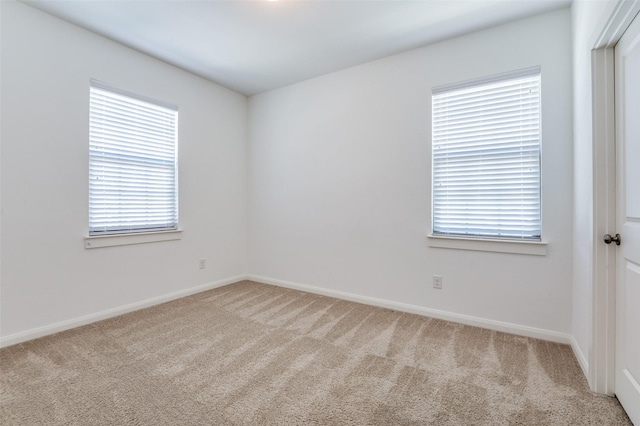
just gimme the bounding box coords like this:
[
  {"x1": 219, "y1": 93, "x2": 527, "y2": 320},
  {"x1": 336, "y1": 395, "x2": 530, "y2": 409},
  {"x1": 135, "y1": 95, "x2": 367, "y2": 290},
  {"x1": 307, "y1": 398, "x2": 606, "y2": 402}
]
[{"x1": 23, "y1": 0, "x2": 571, "y2": 96}]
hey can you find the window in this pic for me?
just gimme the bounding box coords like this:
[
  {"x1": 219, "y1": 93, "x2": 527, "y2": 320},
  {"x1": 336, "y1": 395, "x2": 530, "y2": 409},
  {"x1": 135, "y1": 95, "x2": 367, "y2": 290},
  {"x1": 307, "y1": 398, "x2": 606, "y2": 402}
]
[
  {"x1": 89, "y1": 80, "x2": 178, "y2": 235},
  {"x1": 432, "y1": 67, "x2": 541, "y2": 240}
]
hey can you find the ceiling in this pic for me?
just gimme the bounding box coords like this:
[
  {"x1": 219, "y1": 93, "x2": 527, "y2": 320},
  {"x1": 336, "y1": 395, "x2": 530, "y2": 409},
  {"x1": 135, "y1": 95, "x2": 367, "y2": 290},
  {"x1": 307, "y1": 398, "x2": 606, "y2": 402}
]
[{"x1": 23, "y1": 0, "x2": 571, "y2": 96}]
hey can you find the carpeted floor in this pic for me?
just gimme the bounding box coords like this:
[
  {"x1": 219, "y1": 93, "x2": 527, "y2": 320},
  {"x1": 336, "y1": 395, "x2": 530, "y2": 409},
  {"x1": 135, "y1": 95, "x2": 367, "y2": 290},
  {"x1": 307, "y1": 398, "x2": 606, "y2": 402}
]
[{"x1": 0, "y1": 280, "x2": 631, "y2": 425}]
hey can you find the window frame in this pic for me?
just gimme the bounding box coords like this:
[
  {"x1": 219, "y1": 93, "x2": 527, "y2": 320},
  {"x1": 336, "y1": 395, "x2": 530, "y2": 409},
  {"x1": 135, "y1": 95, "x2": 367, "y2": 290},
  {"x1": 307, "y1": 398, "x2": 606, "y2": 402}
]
[
  {"x1": 86, "y1": 80, "x2": 180, "y2": 247},
  {"x1": 429, "y1": 67, "x2": 545, "y2": 254}
]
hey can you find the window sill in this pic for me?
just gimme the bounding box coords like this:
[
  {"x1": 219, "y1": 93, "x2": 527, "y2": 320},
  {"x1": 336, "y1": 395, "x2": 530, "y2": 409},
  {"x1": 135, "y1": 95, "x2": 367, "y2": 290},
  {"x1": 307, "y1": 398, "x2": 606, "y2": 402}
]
[
  {"x1": 85, "y1": 229, "x2": 183, "y2": 249},
  {"x1": 427, "y1": 235, "x2": 547, "y2": 256}
]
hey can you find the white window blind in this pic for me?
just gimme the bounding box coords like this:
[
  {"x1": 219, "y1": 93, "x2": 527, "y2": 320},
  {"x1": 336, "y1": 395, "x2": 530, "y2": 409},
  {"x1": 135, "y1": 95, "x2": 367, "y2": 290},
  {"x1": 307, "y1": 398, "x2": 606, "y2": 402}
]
[
  {"x1": 89, "y1": 81, "x2": 178, "y2": 235},
  {"x1": 432, "y1": 67, "x2": 541, "y2": 240}
]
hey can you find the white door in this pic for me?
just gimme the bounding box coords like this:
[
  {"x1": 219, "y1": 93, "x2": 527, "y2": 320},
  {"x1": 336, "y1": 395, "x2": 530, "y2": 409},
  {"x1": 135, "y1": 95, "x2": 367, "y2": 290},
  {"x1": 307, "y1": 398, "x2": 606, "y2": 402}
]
[{"x1": 615, "y1": 11, "x2": 640, "y2": 425}]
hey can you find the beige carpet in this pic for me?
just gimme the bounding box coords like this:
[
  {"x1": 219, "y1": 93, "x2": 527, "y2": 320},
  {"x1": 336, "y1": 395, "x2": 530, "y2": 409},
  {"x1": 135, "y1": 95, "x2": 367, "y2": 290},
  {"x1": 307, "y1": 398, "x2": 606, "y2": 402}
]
[{"x1": 0, "y1": 280, "x2": 631, "y2": 425}]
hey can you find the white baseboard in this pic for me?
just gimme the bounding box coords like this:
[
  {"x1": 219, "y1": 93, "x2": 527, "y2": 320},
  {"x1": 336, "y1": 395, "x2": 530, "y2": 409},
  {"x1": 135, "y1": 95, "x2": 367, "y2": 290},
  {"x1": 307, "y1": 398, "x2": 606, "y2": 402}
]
[
  {"x1": 0, "y1": 275, "x2": 246, "y2": 348},
  {"x1": 1, "y1": 274, "x2": 575, "y2": 349},
  {"x1": 247, "y1": 274, "x2": 573, "y2": 344},
  {"x1": 570, "y1": 335, "x2": 590, "y2": 378}
]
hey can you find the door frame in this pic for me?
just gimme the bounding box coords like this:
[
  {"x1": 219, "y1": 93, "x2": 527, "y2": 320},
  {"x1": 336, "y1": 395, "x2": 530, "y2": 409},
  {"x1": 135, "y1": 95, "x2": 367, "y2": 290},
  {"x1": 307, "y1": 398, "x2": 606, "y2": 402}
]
[{"x1": 590, "y1": 0, "x2": 640, "y2": 396}]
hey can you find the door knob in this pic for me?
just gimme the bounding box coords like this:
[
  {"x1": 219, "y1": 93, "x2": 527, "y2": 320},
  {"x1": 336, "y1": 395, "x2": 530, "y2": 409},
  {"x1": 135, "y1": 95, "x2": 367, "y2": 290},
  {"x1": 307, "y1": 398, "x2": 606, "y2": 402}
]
[{"x1": 603, "y1": 233, "x2": 621, "y2": 245}]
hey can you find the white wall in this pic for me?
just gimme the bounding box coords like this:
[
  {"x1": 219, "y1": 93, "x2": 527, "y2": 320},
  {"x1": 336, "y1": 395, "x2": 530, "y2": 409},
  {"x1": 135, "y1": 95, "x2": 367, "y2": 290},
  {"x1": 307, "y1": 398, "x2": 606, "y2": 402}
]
[
  {"x1": 1, "y1": 3, "x2": 581, "y2": 348},
  {"x1": 248, "y1": 9, "x2": 573, "y2": 335},
  {"x1": 570, "y1": 0, "x2": 625, "y2": 388},
  {"x1": 0, "y1": 2, "x2": 247, "y2": 342},
  {"x1": 570, "y1": 0, "x2": 609, "y2": 379}
]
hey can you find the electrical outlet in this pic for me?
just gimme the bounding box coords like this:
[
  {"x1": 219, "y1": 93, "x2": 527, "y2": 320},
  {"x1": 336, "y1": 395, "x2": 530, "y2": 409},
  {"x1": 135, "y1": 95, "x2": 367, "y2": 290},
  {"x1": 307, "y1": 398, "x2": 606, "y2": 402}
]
[
  {"x1": 199, "y1": 258, "x2": 206, "y2": 269},
  {"x1": 433, "y1": 275, "x2": 442, "y2": 289}
]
